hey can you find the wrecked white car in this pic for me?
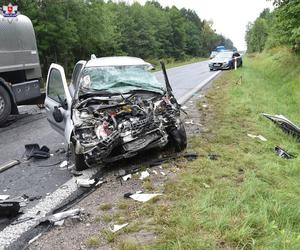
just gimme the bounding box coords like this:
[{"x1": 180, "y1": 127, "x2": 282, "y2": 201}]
[{"x1": 45, "y1": 56, "x2": 187, "y2": 170}]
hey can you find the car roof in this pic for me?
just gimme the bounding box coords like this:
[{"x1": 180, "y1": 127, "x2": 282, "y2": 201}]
[{"x1": 85, "y1": 56, "x2": 152, "y2": 68}]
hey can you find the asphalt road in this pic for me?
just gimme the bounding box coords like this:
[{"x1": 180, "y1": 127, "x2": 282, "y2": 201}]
[{"x1": 0, "y1": 60, "x2": 219, "y2": 247}]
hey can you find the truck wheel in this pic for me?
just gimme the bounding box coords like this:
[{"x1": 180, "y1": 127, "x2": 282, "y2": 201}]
[
  {"x1": 0, "y1": 86, "x2": 11, "y2": 126},
  {"x1": 169, "y1": 121, "x2": 187, "y2": 152}
]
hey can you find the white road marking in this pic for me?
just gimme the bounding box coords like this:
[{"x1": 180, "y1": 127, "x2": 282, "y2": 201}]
[{"x1": 178, "y1": 71, "x2": 221, "y2": 105}]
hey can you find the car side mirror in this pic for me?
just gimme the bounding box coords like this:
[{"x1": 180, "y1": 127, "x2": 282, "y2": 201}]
[
  {"x1": 57, "y1": 95, "x2": 68, "y2": 110},
  {"x1": 53, "y1": 106, "x2": 64, "y2": 123}
]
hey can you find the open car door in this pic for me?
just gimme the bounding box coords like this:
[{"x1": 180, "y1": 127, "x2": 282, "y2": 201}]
[{"x1": 44, "y1": 64, "x2": 73, "y2": 141}]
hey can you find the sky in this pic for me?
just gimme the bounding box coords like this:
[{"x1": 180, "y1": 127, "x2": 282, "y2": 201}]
[{"x1": 126, "y1": 0, "x2": 274, "y2": 50}]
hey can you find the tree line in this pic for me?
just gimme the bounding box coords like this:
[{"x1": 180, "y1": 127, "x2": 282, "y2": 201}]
[
  {"x1": 246, "y1": 0, "x2": 300, "y2": 53},
  {"x1": 8, "y1": 0, "x2": 234, "y2": 75}
]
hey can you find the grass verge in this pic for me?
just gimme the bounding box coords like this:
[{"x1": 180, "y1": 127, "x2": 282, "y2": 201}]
[{"x1": 147, "y1": 48, "x2": 300, "y2": 249}]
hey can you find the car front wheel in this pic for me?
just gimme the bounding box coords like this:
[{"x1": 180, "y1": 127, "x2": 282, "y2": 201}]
[
  {"x1": 169, "y1": 121, "x2": 187, "y2": 152},
  {"x1": 69, "y1": 141, "x2": 88, "y2": 171}
]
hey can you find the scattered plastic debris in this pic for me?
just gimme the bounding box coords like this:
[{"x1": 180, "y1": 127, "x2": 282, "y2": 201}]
[
  {"x1": 54, "y1": 220, "x2": 65, "y2": 226},
  {"x1": 247, "y1": 133, "x2": 267, "y2": 142},
  {"x1": 40, "y1": 208, "x2": 82, "y2": 224},
  {"x1": 110, "y1": 223, "x2": 129, "y2": 233},
  {"x1": 139, "y1": 170, "x2": 150, "y2": 180},
  {"x1": 185, "y1": 120, "x2": 203, "y2": 126},
  {"x1": 202, "y1": 104, "x2": 208, "y2": 108},
  {"x1": 11, "y1": 216, "x2": 34, "y2": 225},
  {"x1": 152, "y1": 170, "x2": 158, "y2": 175},
  {"x1": 95, "y1": 180, "x2": 105, "y2": 187},
  {"x1": 203, "y1": 183, "x2": 210, "y2": 188},
  {"x1": 29, "y1": 195, "x2": 42, "y2": 202},
  {"x1": 118, "y1": 169, "x2": 126, "y2": 177},
  {"x1": 70, "y1": 170, "x2": 83, "y2": 177},
  {"x1": 122, "y1": 174, "x2": 132, "y2": 181},
  {"x1": 24, "y1": 144, "x2": 50, "y2": 160},
  {"x1": 76, "y1": 178, "x2": 96, "y2": 188},
  {"x1": 0, "y1": 195, "x2": 9, "y2": 200},
  {"x1": 55, "y1": 148, "x2": 66, "y2": 154},
  {"x1": 0, "y1": 160, "x2": 20, "y2": 173},
  {"x1": 0, "y1": 201, "x2": 21, "y2": 217},
  {"x1": 59, "y1": 160, "x2": 68, "y2": 168},
  {"x1": 128, "y1": 193, "x2": 162, "y2": 203},
  {"x1": 274, "y1": 146, "x2": 295, "y2": 159},
  {"x1": 208, "y1": 154, "x2": 220, "y2": 161},
  {"x1": 160, "y1": 172, "x2": 166, "y2": 176},
  {"x1": 181, "y1": 105, "x2": 188, "y2": 110},
  {"x1": 184, "y1": 152, "x2": 198, "y2": 161},
  {"x1": 28, "y1": 233, "x2": 42, "y2": 245},
  {"x1": 263, "y1": 113, "x2": 300, "y2": 138}
]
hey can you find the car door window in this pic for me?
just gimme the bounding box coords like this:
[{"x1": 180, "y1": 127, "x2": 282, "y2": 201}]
[{"x1": 48, "y1": 68, "x2": 66, "y2": 102}]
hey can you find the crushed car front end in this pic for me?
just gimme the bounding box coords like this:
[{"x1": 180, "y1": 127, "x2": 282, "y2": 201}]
[
  {"x1": 70, "y1": 58, "x2": 186, "y2": 168},
  {"x1": 72, "y1": 92, "x2": 182, "y2": 166}
]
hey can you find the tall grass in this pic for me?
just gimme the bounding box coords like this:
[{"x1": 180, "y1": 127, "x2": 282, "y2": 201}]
[{"x1": 149, "y1": 48, "x2": 300, "y2": 249}]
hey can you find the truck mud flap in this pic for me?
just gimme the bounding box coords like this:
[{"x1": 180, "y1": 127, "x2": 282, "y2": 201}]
[{"x1": 11, "y1": 80, "x2": 41, "y2": 103}]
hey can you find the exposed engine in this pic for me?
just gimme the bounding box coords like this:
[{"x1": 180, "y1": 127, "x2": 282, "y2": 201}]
[{"x1": 72, "y1": 93, "x2": 180, "y2": 166}]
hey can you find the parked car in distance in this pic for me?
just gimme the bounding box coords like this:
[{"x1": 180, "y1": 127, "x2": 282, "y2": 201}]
[
  {"x1": 45, "y1": 56, "x2": 187, "y2": 170},
  {"x1": 209, "y1": 51, "x2": 218, "y2": 59},
  {"x1": 209, "y1": 51, "x2": 242, "y2": 71}
]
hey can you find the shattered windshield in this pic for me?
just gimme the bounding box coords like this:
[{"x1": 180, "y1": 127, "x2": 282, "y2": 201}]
[{"x1": 79, "y1": 65, "x2": 165, "y2": 94}]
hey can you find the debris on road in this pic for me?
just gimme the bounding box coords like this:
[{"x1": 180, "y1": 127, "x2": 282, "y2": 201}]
[
  {"x1": 59, "y1": 160, "x2": 68, "y2": 168},
  {"x1": 247, "y1": 133, "x2": 267, "y2": 141},
  {"x1": 24, "y1": 144, "x2": 50, "y2": 160},
  {"x1": 160, "y1": 171, "x2": 166, "y2": 176},
  {"x1": 29, "y1": 195, "x2": 42, "y2": 202},
  {"x1": 70, "y1": 170, "x2": 83, "y2": 177},
  {"x1": 184, "y1": 152, "x2": 198, "y2": 161},
  {"x1": 139, "y1": 170, "x2": 150, "y2": 180},
  {"x1": 274, "y1": 146, "x2": 295, "y2": 159},
  {"x1": 0, "y1": 195, "x2": 10, "y2": 200},
  {"x1": 185, "y1": 120, "x2": 202, "y2": 126},
  {"x1": 0, "y1": 160, "x2": 20, "y2": 173},
  {"x1": 122, "y1": 174, "x2": 132, "y2": 181},
  {"x1": 263, "y1": 113, "x2": 300, "y2": 138},
  {"x1": 181, "y1": 105, "x2": 188, "y2": 110},
  {"x1": 95, "y1": 180, "x2": 106, "y2": 187},
  {"x1": 39, "y1": 208, "x2": 82, "y2": 224},
  {"x1": 152, "y1": 170, "x2": 158, "y2": 175},
  {"x1": 76, "y1": 178, "x2": 96, "y2": 188},
  {"x1": 208, "y1": 154, "x2": 220, "y2": 161},
  {"x1": 11, "y1": 216, "x2": 34, "y2": 225},
  {"x1": 126, "y1": 193, "x2": 162, "y2": 203},
  {"x1": 54, "y1": 220, "x2": 65, "y2": 226},
  {"x1": 28, "y1": 233, "x2": 42, "y2": 245},
  {"x1": 118, "y1": 169, "x2": 126, "y2": 177},
  {"x1": 0, "y1": 200, "x2": 21, "y2": 217},
  {"x1": 110, "y1": 223, "x2": 129, "y2": 233}
]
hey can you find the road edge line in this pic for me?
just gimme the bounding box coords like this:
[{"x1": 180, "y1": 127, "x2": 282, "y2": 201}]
[{"x1": 178, "y1": 71, "x2": 221, "y2": 105}]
